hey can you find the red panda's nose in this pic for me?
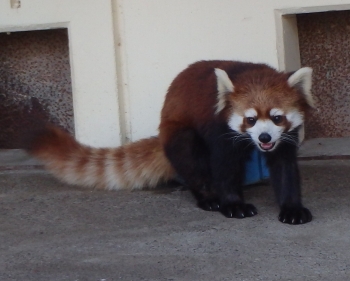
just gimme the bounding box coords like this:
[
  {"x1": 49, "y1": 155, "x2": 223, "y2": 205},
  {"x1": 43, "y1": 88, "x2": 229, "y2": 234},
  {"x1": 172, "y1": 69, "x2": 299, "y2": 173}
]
[{"x1": 258, "y1": 133, "x2": 272, "y2": 143}]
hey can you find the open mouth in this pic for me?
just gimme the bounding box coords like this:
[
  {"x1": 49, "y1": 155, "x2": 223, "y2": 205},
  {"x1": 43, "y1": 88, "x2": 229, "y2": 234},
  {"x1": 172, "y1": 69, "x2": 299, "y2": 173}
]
[{"x1": 259, "y1": 142, "x2": 275, "y2": 151}]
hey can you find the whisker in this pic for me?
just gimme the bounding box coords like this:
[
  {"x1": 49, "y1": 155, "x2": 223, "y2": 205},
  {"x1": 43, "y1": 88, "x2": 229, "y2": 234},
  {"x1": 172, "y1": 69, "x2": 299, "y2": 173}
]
[
  {"x1": 281, "y1": 136, "x2": 298, "y2": 144},
  {"x1": 230, "y1": 135, "x2": 251, "y2": 145},
  {"x1": 243, "y1": 140, "x2": 255, "y2": 150},
  {"x1": 217, "y1": 131, "x2": 236, "y2": 140},
  {"x1": 232, "y1": 137, "x2": 252, "y2": 143},
  {"x1": 280, "y1": 135, "x2": 297, "y2": 143},
  {"x1": 219, "y1": 132, "x2": 235, "y2": 137},
  {"x1": 217, "y1": 131, "x2": 253, "y2": 147},
  {"x1": 280, "y1": 133, "x2": 299, "y2": 147}
]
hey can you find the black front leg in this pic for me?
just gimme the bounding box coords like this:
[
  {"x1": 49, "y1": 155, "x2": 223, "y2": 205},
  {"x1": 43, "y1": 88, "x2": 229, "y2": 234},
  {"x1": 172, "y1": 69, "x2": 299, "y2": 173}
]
[
  {"x1": 266, "y1": 142, "x2": 312, "y2": 225},
  {"x1": 206, "y1": 126, "x2": 257, "y2": 219}
]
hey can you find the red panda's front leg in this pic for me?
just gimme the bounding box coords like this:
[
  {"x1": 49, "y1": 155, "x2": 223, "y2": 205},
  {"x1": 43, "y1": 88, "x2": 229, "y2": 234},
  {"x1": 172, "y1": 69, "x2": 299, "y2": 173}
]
[
  {"x1": 161, "y1": 123, "x2": 256, "y2": 218},
  {"x1": 266, "y1": 138, "x2": 312, "y2": 225},
  {"x1": 207, "y1": 130, "x2": 258, "y2": 219}
]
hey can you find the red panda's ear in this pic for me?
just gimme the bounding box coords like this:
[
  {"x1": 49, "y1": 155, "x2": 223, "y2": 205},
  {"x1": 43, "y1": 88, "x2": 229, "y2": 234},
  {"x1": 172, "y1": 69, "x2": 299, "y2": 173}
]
[
  {"x1": 214, "y1": 68, "x2": 234, "y2": 114},
  {"x1": 287, "y1": 67, "x2": 315, "y2": 108}
]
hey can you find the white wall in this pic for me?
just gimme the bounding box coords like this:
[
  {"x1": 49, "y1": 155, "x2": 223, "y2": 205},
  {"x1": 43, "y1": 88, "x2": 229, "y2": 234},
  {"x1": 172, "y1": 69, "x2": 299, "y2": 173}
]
[
  {"x1": 0, "y1": 0, "x2": 121, "y2": 147},
  {"x1": 2, "y1": 0, "x2": 350, "y2": 146},
  {"x1": 114, "y1": 0, "x2": 350, "y2": 142}
]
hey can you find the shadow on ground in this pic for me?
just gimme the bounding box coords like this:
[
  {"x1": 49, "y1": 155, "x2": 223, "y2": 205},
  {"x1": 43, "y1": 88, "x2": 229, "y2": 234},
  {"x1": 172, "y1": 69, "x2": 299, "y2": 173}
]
[{"x1": 1, "y1": 159, "x2": 350, "y2": 281}]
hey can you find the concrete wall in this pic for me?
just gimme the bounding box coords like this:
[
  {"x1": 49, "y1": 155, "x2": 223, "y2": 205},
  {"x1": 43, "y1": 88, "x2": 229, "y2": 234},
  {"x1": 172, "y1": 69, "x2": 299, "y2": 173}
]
[
  {"x1": 0, "y1": 0, "x2": 121, "y2": 147},
  {"x1": 2, "y1": 0, "x2": 350, "y2": 146},
  {"x1": 114, "y1": 0, "x2": 350, "y2": 142}
]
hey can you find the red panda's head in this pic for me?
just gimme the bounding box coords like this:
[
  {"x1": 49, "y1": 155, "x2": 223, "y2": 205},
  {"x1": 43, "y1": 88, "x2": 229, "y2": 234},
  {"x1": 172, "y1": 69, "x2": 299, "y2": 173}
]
[{"x1": 214, "y1": 65, "x2": 314, "y2": 152}]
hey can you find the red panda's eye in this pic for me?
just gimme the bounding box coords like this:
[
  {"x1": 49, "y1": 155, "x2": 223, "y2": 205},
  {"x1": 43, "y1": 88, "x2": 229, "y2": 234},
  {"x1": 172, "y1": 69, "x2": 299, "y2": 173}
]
[
  {"x1": 246, "y1": 117, "x2": 256, "y2": 126},
  {"x1": 272, "y1": 115, "x2": 283, "y2": 125}
]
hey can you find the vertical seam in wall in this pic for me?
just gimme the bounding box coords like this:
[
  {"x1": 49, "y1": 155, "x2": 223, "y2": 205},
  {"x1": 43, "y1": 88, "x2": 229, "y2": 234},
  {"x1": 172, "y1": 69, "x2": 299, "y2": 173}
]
[
  {"x1": 274, "y1": 10, "x2": 301, "y2": 72},
  {"x1": 274, "y1": 10, "x2": 286, "y2": 71},
  {"x1": 111, "y1": 0, "x2": 132, "y2": 144},
  {"x1": 66, "y1": 22, "x2": 78, "y2": 136}
]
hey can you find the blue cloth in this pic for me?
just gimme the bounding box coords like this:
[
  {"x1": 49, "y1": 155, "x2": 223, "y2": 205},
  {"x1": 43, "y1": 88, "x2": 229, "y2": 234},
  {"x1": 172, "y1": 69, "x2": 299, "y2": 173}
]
[{"x1": 244, "y1": 148, "x2": 269, "y2": 185}]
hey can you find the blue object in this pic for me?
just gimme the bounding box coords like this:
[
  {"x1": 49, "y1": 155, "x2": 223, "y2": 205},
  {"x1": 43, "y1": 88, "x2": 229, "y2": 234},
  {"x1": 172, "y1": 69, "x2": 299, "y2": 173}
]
[{"x1": 244, "y1": 148, "x2": 269, "y2": 185}]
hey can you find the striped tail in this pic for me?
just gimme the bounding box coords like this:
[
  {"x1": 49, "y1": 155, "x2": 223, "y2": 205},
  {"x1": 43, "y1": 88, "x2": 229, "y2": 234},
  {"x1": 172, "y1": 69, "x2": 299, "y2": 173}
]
[{"x1": 25, "y1": 125, "x2": 176, "y2": 190}]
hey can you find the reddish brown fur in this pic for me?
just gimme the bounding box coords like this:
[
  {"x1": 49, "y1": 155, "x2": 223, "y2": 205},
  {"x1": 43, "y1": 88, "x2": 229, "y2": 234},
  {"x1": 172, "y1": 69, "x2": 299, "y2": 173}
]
[
  {"x1": 230, "y1": 71, "x2": 309, "y2": 111},
  {"x1": 28, "y1": 125, "x2": 79, "y2": 160},
  {"x1": 26, "y1": 60, "x2": 311, "y2": 192},
  {"x1": 159, "y1": 60, "x2": 311, "y2": 144},
  {"x1": 75, "y1": 148, "x2": 92, "y2": 178},
  {"x1": 27, "y1": 125, "x2": 176, "y2": 190},
  {"x1": 160, "y1": 61, "x2": 233, "y2": 131}
]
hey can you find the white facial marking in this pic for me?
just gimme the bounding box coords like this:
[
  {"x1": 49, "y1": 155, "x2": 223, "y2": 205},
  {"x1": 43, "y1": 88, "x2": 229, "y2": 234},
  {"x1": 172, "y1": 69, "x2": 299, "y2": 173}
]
[
  {"x1": 288, "y1": 67, "x2": 315, "y2": 108},
  {"x1": 246, "y1": 119, "x2": 284, "y2": 152},
  {"x1": 228, "y1": 112, "x2": 244, "y2": 133},
  {"x1": 228, "y1": 108, "x2": 258, "y2": 133},
  {"x1": 270, "y1": 108, "x2": 284, "y2": 116},
  {"x1": 214, "y1": 68, "x2": 234, "y2": 114},
  {"x1": 247, "y1": 120, "x2": 283, "y2": 143},
  {"x1": 227, "y1": 107, "x2": 302, "y2": 151},
  {"x1": 286, "y1": 110, "x2": 304, "y2": 131},
  {"x1": 244, "y1": 108, "x2": 257, "y2": 118}
]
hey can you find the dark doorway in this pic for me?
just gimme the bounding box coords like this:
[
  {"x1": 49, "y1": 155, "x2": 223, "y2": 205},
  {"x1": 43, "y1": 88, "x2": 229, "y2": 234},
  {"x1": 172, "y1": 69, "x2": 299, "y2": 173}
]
[
  {"x1": 297, "y1": 10, "x2": 350, "y2": 139},
  {"x1": 0, "y1": 28, "x2": 74, "y2": 149}
]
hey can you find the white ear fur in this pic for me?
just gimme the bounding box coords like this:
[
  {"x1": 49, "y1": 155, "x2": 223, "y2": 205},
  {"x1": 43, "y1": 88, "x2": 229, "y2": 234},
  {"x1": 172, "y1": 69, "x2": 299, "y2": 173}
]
[
  {"x1": 287, "y1": 67, "x2": 315, "y2": 108},
  {"x1": 214, "y1": 68, "x2": 234, "y2": 114}
]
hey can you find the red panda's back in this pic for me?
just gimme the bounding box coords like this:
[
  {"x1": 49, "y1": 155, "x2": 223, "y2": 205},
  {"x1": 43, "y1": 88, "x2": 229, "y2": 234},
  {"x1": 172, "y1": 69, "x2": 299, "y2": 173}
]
[{"x1": 160, "y1": 61, "x2": 234, "y2": 129}]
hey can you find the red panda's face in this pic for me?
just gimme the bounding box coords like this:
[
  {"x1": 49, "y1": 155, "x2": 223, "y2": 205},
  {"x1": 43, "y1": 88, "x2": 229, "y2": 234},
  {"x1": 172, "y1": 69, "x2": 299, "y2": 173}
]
[
  {"x1": 228, "y1": 106, "x2": 304, "y2": 152},
  {"x1": 214, "y1": 66, "x2": 314, "y2": 152}
]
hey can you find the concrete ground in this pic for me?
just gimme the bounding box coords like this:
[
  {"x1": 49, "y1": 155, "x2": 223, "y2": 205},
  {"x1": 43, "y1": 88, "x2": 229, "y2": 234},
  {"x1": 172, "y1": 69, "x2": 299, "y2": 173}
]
[{"x1": 1, "y1": 143, "x2": 350, "y2": 281}]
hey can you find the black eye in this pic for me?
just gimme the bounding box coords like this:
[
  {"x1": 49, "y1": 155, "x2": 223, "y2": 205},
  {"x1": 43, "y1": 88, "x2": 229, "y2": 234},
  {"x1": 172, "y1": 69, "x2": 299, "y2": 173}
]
[
  {"x1": 272, "y1": 115, "x2": 283, "y2": 124},
  {"x1": 246, "y1": 117, "x2": 256, "y2": 126}
]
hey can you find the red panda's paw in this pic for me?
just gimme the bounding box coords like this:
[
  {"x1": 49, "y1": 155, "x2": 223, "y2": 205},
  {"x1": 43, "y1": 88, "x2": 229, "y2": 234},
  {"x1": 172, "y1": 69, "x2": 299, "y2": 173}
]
[
  {"x1": 220, "y1": 203, "x2": 258, "y2": 219},
  {"x1": 278, "y1": 206, "x2": 312, "y2": 225},
  {"x1": 197, "y1": 198, "x2": 221, "y2": 212}
]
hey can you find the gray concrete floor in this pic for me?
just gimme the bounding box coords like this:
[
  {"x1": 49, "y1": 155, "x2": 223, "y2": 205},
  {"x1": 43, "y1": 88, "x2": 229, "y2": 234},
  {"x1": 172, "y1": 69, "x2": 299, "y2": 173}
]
[
  {"x1": 1, "y1": 146, "x2": 350, "y2": 280},
  {"x1": 299, "y1": 137, "x2": 350, "y2": 159}
]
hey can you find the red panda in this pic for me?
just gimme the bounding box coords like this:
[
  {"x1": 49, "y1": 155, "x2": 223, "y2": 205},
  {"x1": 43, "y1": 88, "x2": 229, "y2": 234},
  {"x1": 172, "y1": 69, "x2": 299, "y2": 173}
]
[{"x1": 26, "y1": 60, "x2": 314, "y2": 224}]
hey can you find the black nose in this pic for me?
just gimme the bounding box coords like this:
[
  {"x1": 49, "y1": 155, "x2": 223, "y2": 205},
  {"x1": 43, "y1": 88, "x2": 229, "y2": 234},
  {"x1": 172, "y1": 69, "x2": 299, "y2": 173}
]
[{"x1": 259, "y1": 133, "x2": 271, "y2": 143}]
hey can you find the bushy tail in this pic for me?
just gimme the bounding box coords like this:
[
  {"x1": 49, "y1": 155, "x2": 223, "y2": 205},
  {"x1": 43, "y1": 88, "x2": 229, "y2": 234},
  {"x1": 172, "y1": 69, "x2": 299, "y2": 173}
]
[{"x1": 25, "y1": 125, "x2": 176, "y2": 190}]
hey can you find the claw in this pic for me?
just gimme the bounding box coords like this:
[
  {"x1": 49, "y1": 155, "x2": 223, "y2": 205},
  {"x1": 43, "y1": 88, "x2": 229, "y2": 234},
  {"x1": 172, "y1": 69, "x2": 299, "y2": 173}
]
[
  {"x1": 220, "y1": 203, "x2": 257, "y2": 219},
  {"x1": 197, "y1": 198, "x2": 220, "y2": 212},
  {"x1": 279, "y1": 206, "x2": 312, "y2": 225}
]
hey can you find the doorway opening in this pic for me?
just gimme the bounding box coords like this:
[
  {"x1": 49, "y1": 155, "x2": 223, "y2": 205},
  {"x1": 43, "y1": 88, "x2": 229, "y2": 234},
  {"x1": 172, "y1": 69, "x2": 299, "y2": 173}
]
[
  {"x1": 0, "y1": 28, "x2": 73, "y2": 149},
  {"x1": 297, "y1": 10, "x2": 350, "y2": 139}
]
